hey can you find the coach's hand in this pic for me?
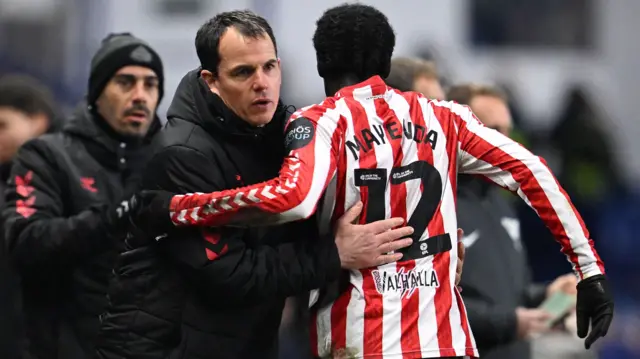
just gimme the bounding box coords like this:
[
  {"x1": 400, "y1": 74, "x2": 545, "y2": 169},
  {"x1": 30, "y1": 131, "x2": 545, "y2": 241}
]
[
  {"x1": 576, "y1": 274, "x2": 614, "y2": 349},
  {"x1": 128, "y1": 190, "x2": 175, "y2": 238},
  {"x1": 334, "y1": 201, "x2": 414, "y2": 269}
]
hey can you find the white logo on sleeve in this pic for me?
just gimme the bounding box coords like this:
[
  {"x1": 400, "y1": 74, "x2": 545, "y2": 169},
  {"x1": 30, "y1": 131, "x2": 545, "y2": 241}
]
[{"x1": 461, "y1": 230, "x2": 480, "y2": 248}]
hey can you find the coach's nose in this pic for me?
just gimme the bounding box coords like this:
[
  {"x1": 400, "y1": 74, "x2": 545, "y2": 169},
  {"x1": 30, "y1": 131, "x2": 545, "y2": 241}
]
[{"x1": 252, "y1": 69, "x2": 269, "y2": 92}]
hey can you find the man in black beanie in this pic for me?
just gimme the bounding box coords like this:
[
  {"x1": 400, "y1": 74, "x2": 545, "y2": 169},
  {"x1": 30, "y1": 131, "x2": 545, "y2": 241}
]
[{"x1": 2, "y1": 32, "x2": 164, "y2": 358}]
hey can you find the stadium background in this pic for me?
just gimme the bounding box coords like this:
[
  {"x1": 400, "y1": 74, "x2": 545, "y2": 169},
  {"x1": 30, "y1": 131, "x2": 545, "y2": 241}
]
[{"x1": 0, "y1": 0, "x2": 638, "y2": 357}]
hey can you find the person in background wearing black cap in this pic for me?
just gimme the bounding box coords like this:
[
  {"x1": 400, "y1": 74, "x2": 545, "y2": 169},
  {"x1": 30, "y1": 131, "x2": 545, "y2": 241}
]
[{"x1": 2, "y1": 33, "x2": 163, "y2": 359}]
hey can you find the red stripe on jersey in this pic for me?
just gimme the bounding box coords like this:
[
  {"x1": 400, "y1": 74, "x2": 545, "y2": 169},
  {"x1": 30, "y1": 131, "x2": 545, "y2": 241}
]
[
  {"x1": 451, "y1": 108, "x2": 602, "y2": 278},
  {"x1": 330, "y1": 130, "x2": 348, "y2": 226},
  {"x1": 349, "y1": 96, "x2": 384, "y2": 357},
  {"x1": 409, "y1": 94, "x2": 454, "y2": 356},
  {"x1": 454, "y1": 288, "x2": 476, "y2": 357},
  {"x1": 374, "y1": 95, "x2": 422, "y2": 357},
  {"x1": 431, "y1": 101, "x2": 474, "y2": 348},
  {"x1": 330, "y1": 284, "x2": 353, "y2": 353}
]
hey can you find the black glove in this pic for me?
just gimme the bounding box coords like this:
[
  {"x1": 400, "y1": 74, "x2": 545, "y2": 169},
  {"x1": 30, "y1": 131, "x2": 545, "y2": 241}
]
[
  {"x1": 102, "y1": 194, "x2": 138, "y2": 239},
  {"x1": 127, "y1": 189, "x2": 175, "y2": 240},
  {"x1": 576, "y1": 274, "x2": 614, "y2": 349}
]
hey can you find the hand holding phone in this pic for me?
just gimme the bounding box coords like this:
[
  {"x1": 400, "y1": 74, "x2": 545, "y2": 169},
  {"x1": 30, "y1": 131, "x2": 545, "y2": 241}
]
[{"x1": 538, "y1": 291, "x2": 577, "y2": 328}]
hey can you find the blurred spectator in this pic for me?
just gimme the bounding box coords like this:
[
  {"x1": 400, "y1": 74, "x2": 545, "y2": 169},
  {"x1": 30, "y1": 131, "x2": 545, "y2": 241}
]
[
  {"x1": 550, "y1": 86, "x2": 624, "y2": 203},
  {"x1": 385, "y1": 57, "x2": 445, "y2": 99},
  {"x1": 449, "y1": 83, "x2": 580, "y2": 359},
  {"x1": 0, "y1": 73, "x2": 61, "y2": 359},
  {"x1": 1, "y1": 33, "x2": 163, "y2": 358}
]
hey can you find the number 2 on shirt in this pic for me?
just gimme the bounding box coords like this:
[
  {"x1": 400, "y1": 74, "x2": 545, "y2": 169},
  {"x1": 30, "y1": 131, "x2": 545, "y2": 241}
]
[{"x1": 354, "y1": 160, "x2": 443, "y2": 245}]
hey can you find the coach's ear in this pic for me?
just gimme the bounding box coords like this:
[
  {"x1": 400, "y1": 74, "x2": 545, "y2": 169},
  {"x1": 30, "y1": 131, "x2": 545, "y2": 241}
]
[{"x1": 200, "y1": 69, "x2": 219, "y2": 95}]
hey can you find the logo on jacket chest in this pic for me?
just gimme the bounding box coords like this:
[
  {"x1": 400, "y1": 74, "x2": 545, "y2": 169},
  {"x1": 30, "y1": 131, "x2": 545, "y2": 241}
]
[
  {"x1": 80, "y1": 177, "x2": 98, "y2": 193},
  {"x1": 501, "y1": 217, "x2": 521, "y2": 251}
]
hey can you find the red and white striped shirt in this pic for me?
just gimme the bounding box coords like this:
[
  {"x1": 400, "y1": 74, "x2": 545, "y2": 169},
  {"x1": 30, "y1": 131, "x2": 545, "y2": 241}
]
[{"x1": 169, "y1": 76, "x2": 604, "y2": 358}]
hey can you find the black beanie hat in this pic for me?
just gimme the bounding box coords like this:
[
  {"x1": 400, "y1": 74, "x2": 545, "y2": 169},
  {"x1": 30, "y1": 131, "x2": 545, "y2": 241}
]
[{"x1": 88, "y1": 32, "x2": 164, "y2": 106}]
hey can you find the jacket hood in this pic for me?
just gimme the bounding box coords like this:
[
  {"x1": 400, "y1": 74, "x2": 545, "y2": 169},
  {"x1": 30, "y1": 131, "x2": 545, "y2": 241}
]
[{"x1": 166, "y1": 68, "x2": 293, "y2": 140}]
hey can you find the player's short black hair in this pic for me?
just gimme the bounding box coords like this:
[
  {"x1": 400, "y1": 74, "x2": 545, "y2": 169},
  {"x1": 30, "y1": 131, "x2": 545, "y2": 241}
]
[
  {"x1": 0, "y1": 74, "x2": 57, "y2": 121},
  {"x1": 312, "y1": 4, "x2": 396, "y2": 80},
  {"x1": 195, "y1": 10, "x2": 277, "y2": 76}
]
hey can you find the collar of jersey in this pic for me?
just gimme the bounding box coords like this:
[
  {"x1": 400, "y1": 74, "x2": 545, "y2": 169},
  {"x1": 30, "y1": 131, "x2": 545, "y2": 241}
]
[{"x1": 334, "y1": 75, "x2": 389, "y2": 99}]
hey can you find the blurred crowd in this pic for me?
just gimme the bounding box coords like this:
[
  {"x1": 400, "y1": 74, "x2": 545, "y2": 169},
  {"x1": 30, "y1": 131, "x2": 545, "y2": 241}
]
[{"x1": 1, "y1": 2, "x2": 639, "y2": 359}]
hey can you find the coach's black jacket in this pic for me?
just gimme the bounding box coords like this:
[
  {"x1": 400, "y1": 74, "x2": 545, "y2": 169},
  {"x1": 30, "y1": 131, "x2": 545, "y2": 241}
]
[
  {"x1": 2, "y1": 105, "x2": 160, "y2": 358},
  {"x1": 95, "y1": 69, "x2": 341, "y2": 359},
  {"x1": 457, "y1": 175, "x2": 547, "y2": 359}
]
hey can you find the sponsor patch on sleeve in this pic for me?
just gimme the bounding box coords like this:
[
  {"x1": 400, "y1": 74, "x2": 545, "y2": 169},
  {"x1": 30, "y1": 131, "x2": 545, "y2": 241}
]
[{"x1": 283, "y1": 117, "x2": 315, "y2": 151}]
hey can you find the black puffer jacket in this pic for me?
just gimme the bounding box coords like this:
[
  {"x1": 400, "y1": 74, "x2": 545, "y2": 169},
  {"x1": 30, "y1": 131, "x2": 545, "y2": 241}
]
[
  {"x1": 2, "y1": 105, "x2": 160, "y2": 359},
  {"x1": 95, "y1": 69, "x2": 341, "y2": 359},
  {"x1": 0, "y1": 113, "x2": 63, "y2": 359}
]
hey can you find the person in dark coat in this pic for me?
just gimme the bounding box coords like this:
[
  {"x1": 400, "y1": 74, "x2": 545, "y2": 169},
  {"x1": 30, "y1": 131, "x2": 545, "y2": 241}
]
[
  {"x1": 0, "y1": 74, "x2": 62, "y2": 359},
  {"x1": 2, "y1": 33, "x2": 164, "y2": 358}
]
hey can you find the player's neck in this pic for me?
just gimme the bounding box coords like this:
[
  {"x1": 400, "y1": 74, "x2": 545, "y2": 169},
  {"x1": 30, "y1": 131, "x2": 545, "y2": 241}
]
[{"x1": 323, "y1": 74, "x2": 362, "y2": 96}]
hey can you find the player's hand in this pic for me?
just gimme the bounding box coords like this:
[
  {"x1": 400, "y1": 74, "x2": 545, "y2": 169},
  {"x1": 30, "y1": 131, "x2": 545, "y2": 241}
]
[
  {"x1": 515, "y1": 307, "x2": 552, "y2": 339},
  {"x1": 455, "y1": 228, "x2": 465, "y2": 287},
  {"x1": 334, "y1": 201, "x2": 414, "y2": 269},
  {"x1": 576, "y1": 274, "x2": 614, "y2": 349}
]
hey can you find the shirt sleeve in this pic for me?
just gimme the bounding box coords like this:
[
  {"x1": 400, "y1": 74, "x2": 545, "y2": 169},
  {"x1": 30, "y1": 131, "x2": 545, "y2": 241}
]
[
  {"x1": 142, "y1": 145, "x2": 342, "y2": 302},
  {"x1": 445, "y1": 100, "x2": 604, "y2": 281},
  {"x1": 169, "y1": 105, "x2": 343, "y2": 227}
]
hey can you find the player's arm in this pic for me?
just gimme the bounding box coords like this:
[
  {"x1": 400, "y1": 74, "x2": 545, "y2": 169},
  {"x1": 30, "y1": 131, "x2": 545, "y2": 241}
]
[
  {"x1": 141, "y1": 145, "x2": 342, "y2": 302},
  {"x1": 446, "y1": 100, "x2": 604, "y2": 281},
  {"x1": 169, "y1": 107, "x2": 343, "y2": 227}
]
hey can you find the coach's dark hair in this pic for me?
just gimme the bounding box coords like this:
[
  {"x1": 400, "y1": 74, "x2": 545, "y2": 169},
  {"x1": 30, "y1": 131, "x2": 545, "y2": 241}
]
[
  {"x1": 195, "y1": 10, "x2": 277, "y2": 76},
  {"x1": 0, "y1": 74, "x2": 58, "y2": 122},
  {"x1": 313, "y1": 4, "x2": 396, "y2": 80}
]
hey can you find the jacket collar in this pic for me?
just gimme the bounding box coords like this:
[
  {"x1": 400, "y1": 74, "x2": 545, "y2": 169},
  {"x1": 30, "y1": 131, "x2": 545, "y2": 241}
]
[{"x1": 63, "y1": 102, "x2": 160, "y2": 170}]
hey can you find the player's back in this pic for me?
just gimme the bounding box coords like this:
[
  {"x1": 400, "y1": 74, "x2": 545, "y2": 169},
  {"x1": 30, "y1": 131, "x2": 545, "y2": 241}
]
[{"x1": 311, "y1": 76, "x2": 478, "y2": 358}]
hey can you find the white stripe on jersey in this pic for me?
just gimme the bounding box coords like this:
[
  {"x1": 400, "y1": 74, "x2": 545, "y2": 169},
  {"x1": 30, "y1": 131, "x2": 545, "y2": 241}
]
[
  {"x1": 345, "y1": 273, "x2": 366, "y2": 356},
  {"x1": 338, "y1": 97, "x2": 361, "y2": 214},
  {"x1": 355, "y1": 86, "x2": 404, "y2": 355},
  {"x1": 421, "y1": 98, "x2": 476, "y2": 356}
]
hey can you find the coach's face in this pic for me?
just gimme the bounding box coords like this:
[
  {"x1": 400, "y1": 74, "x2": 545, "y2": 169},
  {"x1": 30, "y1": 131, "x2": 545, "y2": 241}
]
[{"x1": 202, "y1": 26, "x2": 281, "y2": 127}]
